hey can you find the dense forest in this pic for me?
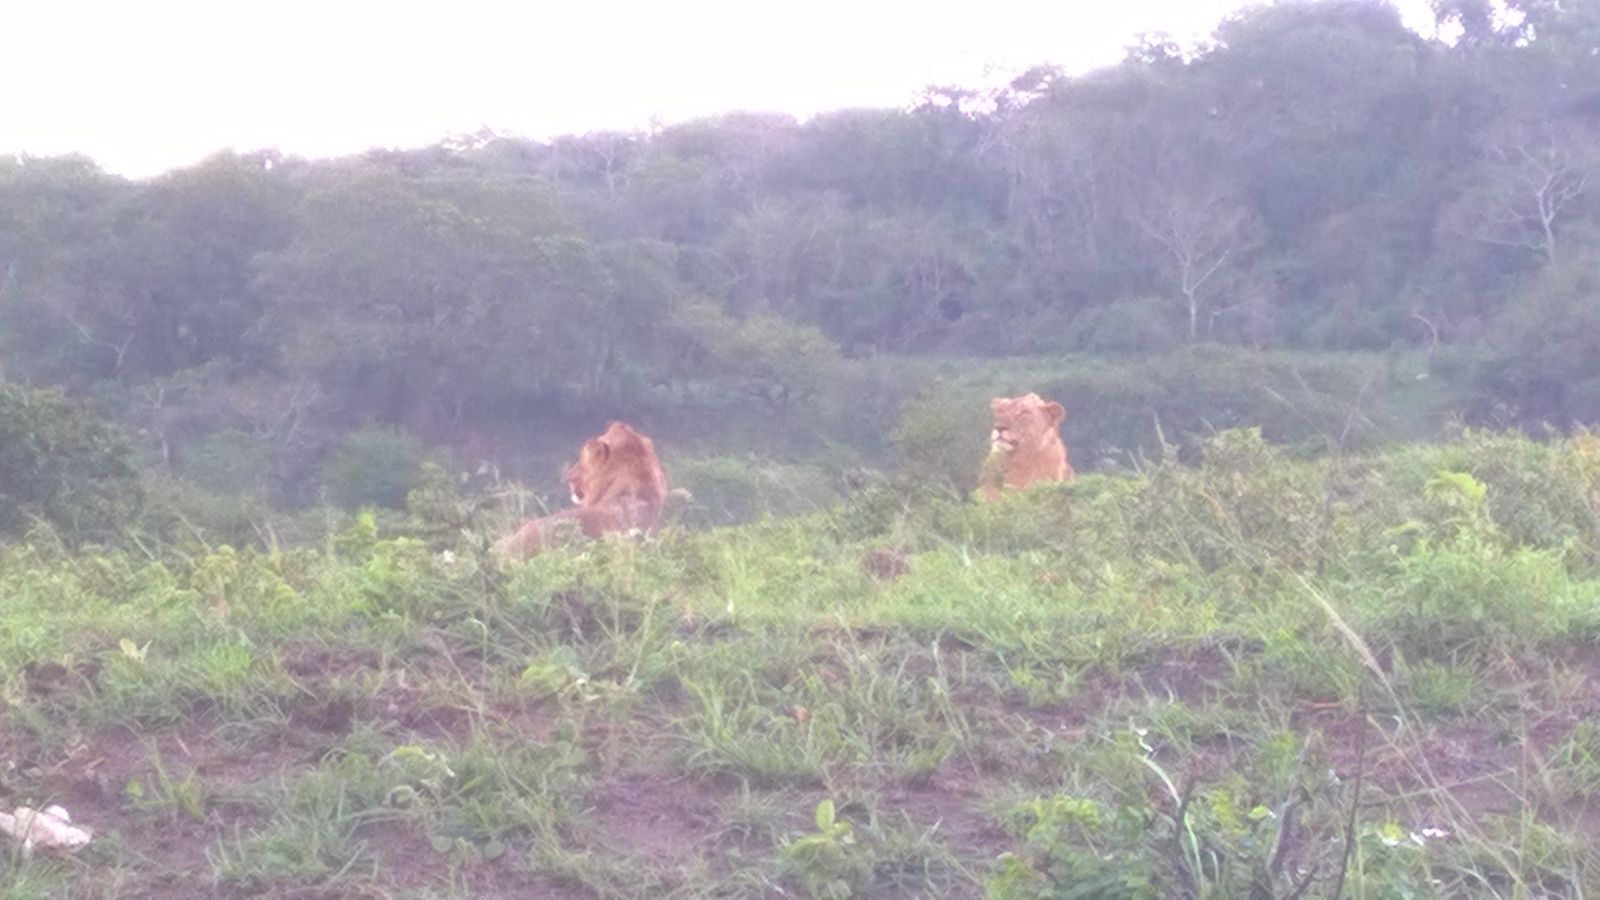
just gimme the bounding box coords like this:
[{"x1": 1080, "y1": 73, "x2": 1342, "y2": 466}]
[{"x1": 3, "y1": 0, "x2": 1600, "y2": 542}]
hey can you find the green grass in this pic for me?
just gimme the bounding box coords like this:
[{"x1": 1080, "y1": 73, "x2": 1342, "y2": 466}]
[{"x1": 2, "y1": 428, "x2": 1598, "y2": 897}]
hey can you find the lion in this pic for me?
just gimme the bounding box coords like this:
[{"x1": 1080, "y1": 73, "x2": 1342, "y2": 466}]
[
  {"x1": 977, "y1": 393, "x2": 1072, "y2": 501},
  {"x1": 492, "y1": 421, "x2": 669, "y2": 558}
]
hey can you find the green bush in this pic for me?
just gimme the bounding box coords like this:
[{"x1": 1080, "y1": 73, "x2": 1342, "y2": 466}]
[
  {"x1": 0, "y1": 381, "x2": 141, "y2": 543},
  {"x1": 180, "y1": 429, "x2": 274, "y2": 496},
  {"x1": 889, "y1": 382, "x2": 988, "y2": 496},
  {"x1": 1457, "y1": 430, "x2": 1599, "y2": 557},
  {"x1": 1360, "y1": 533, "x2": 1597, "y2": 659},
  {"x1": 1376, "y1": 430, "x2": 1600, "y2": 566},
  {"x1": 319, "y1": 425, "x2": 432, "y2": 510},
  {"x1": 1130, "y1": 428, "x2": 1330, "y2": 572}
]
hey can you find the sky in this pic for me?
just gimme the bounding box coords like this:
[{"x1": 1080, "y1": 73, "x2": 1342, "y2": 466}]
[{"x1": 2, "y1": 0, "x2": 1438, "y2": 179}]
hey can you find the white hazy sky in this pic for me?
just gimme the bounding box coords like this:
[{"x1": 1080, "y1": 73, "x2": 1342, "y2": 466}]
[{"x1": 2, "y1": 0, "x2": 1437, "y2": 179}]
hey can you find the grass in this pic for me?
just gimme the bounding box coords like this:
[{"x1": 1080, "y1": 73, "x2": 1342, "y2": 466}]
[{"x1": 1, "y1": 427, "x2": 1599, "y2": 897}]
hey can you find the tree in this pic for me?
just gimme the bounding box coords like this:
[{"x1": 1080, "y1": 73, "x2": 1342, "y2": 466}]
[
  {"x1": 1133, "y1": 168, "x2": 1263, "y2": 341},
  {"x1": 1443, "y1": 120, "x2": 1599, "y2": 265},
  {"x1": 256, "y1": 167, "x2": 596, "y2": 425},
  {"x1": 664, "y1": 300, "x2": 842, "y2": 422},
  {"x1": 1479, "y1": 231, "x2": 1600, "y2": 426}
]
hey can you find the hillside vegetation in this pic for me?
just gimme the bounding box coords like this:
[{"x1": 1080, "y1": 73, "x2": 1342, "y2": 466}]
[{"x1": 3, "y1": 429, "x2": 1598, "y2": 896}]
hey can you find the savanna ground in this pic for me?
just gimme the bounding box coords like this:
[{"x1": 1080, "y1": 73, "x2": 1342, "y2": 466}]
[{"x1": 3, "y1": 428, "x2": 1600, "y2": 898}]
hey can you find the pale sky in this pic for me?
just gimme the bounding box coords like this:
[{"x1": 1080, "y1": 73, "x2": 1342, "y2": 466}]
[{"x1": 2, "y1": 0, "x2": 1437, "y2": 179}]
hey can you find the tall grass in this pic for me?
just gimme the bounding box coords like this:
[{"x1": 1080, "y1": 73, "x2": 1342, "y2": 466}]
[{"x1": 1, "y1": 428, "x2": 1597, "y2": 896}]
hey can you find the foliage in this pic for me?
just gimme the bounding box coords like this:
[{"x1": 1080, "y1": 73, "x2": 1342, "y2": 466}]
[
  {"x1": 1479, "y1": 237, "x2": 1600, "y2": 428},
  {"x1": 670, "y1": 454, "x2": 841, "y2": 527},
  {"x1": 1066, "y1": 296, "x2": 1183, "y2": 354},
  {"x1": 4, "y1": 1, "x2": 1600, "y2": 498},
  {"x1": 319, "y1": 424, "x2": 431, "y2": 510},
  {"x1": 180, "y1": 429, "x2": 274, "y2": 496},
  {"x1": 890, "y1": 381, "x2": 990, "y2": 496},
  {"x1": 0, "y1": 381, "x2": 141, "y2": 542}
]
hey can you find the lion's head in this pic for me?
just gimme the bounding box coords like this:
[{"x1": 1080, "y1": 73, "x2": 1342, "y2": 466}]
[
  {"x1": 564, "y1": 421, "x2": 666, "y2": 510},
  {"x1": 979, "y1": 393, "x2": 1072, "y2": 501},
  {"x1": 989, "y1": 393, "x2": 1065, "y2": 454}
]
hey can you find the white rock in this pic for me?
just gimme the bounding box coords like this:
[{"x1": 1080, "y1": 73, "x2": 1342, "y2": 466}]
[{"x1": 0, "y1": 805, "x2": 93, "y2": 856}]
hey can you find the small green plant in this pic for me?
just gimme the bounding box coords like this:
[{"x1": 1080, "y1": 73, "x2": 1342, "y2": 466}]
[
  {"x1": 989, "y1": 794, "x2": 1155, "y2": 899},
  {"x1": 777, "y1": 799, "x2": 867, "y2": 899},
  {"x1": 125, "y1": 747, "x2": 208, "y2": 822},
  {"x1": 1399, "y1": 659, "x2": 1480, "y2": 715}
]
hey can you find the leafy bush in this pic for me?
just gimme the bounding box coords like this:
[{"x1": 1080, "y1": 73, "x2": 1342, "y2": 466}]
[
  {"x1": 1377, "y1": 430, "x2": 1600, "y2": 566},
  {"x1": 889, "y1": 382, "x2": 988, "y2": 495},
  {"x1": 1131, "y1": 428, "x2": 1330, "y2": 572},
  {"x1": 319, "y1": 425, "x2": 432, "y2": 510},
  {"x1": 1456, "y1": 430, "x2": 1599, "y2": 557},
  {"x1": 0, "y1": 381, "x2": 141, "y2": 543},
  {"x1": 180, "y1": 429, "x2": 274, "y2": 496},
  {"x1": 1366, "y1": 534, "x2": 1595, "y2": 658}
]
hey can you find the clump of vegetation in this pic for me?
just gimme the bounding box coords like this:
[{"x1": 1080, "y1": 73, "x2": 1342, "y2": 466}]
[
  {"x1": 0, "y1": 381, "x2": 141, "y2": 543},
  {"x1": 319, "y1": 425, "x2": 433, "y2": 510}
]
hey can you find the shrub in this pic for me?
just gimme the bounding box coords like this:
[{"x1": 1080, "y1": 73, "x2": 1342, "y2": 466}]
[
  {"x1": 889, "y1": 382, "x2": 988, "y2": 496},
  {"x1": 1457, "y1": 430, "x2": 1599, "y2": 557},
  {"x1": 1131, "y1": 428, "x2": 1330, "y2": 571},
  {"x1": 181, "y1": 429, "x2": 274, "y2": 496},
  {"x1": 319, "y1": 425, "x2": 432, "y2": 510},
  {"x1": 0, "y1": 381, "x2": 141, "y2": 543},
  {"x1": 1360, "y1": 533, "x2": 1596, "y2": 659}
]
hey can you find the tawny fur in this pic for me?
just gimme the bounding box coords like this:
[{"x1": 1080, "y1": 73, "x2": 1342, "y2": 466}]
[
  {"x1": 977, "y1": 393, "x2": 1072, "y2": 502},
  {"x1": 493, "y1": 421, "x2": 668, "y2": 558}
]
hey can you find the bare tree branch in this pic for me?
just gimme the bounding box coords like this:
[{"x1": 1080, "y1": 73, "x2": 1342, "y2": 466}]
[
  {"x1": 1450, "y1": 121, "x2": 1599, "y2": 264},
  {"x1": 1133, "y1": 178, "x2": 1261, "y2": 341}
]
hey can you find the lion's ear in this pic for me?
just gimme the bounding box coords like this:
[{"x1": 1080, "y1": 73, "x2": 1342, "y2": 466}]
[
  {"x1": 990, "y1": 397, "x2": 1006, "y2": 412},
  {"x1": 587, "y1": 439, "x2": 611, "y2": 461},
  {"x1": 1042, "y1": 402, "x2": 1065, "y2": 426}
]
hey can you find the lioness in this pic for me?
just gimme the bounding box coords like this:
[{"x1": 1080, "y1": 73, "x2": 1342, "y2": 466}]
[{"x1": 978, "y1": 393, "x2": 1072, "y2": 501}]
